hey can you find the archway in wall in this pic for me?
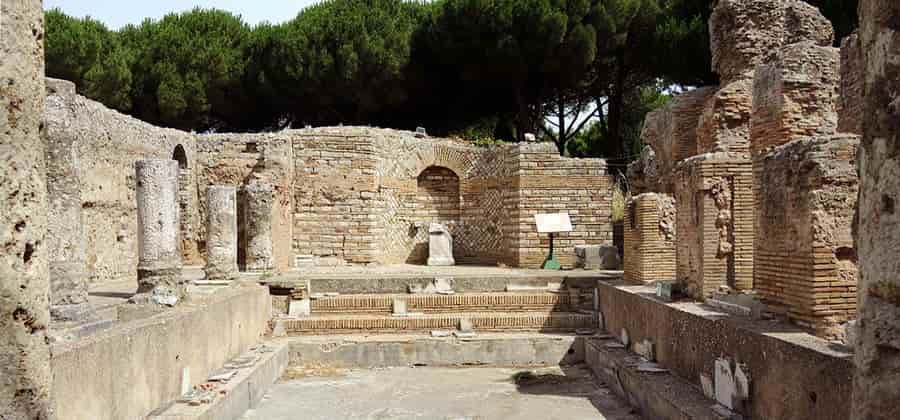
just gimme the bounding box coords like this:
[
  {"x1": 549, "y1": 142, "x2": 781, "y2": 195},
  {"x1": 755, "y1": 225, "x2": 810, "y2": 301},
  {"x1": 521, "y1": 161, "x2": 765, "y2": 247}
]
[
  {"x1": 171, "y1": 144, "x2": 198, "y2": 262},
  {"x1": 408, "y1": 166, "x2": 461, "y2": 264}
]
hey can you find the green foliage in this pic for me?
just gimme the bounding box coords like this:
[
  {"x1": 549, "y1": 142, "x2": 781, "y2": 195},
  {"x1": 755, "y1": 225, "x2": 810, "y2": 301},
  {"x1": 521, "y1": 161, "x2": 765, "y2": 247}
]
[
  {"x1": 260, "y1": 0, "x2": 426, "y2": 127},
  {"x1": 45, "y1": 9, "x2": 133, "y2": 110},
  {"x1": 119, "y1": 8, "x2": 253, "y2": 130},
  {"x1": 567, "y1": 83, "x2": 670, "y2": 158},
  {"x1": 43, "y1": 0, "x2": 859, "y2": 153}
]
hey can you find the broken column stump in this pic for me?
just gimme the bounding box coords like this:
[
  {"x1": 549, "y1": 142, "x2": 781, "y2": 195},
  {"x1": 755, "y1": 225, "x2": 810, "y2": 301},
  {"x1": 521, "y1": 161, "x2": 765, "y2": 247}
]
[
  {"x1": 45, "y1": 115, "x2": 92, "y2": 319},
  {"x1": 134, "y1": 159, "x2": 185, "y2": 305},
  {"x1": 242, "y1": 178, "x2": 276, "y2": 272},
  {"x1": 204, "y1": 186, "x2": 238, "y2": 280}
]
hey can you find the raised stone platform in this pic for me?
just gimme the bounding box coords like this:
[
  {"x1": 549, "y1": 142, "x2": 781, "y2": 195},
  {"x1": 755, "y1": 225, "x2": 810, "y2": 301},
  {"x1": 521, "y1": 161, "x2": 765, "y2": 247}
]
[
  {"x1": 277, "y1": 311, "x2": 593, "y2": 334},
  {"x1": 266, "y1": 264, "x2": 621, "y2": 294}
]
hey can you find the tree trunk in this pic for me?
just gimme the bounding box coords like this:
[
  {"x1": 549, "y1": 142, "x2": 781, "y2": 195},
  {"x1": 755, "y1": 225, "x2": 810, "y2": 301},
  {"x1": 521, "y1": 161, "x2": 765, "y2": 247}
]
[{"x1": 606, "y1": 49, "x2": 627, "y2": 161}]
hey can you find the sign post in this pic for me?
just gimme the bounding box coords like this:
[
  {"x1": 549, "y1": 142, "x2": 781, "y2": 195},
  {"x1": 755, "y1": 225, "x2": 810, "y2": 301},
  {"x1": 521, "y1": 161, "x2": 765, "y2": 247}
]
[{"x1": 534, "y1": 213, "x2": 573, "y2": 270}]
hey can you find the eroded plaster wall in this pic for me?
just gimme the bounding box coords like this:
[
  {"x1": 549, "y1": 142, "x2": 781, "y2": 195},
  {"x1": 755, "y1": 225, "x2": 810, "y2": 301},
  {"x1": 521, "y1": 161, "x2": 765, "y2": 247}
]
[{"x1": 43, "y1": 79, "x2": 197, "y2": 285}]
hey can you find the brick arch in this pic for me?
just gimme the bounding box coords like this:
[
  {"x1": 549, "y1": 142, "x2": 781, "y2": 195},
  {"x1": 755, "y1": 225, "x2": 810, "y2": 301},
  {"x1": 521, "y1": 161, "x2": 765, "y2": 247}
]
[{"x1": 411, "y1": 144, "x2": 476, "y2": 180}]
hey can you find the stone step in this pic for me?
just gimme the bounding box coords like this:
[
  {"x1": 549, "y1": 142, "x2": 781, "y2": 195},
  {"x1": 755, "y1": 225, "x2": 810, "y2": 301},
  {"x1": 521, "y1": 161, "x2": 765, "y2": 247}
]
[
  {"x1": 276, "y1": 311, "x2": 594, "y2": 334},
  {"x1": 309, "y1": 292, "x2": 581, "y2": 314}
]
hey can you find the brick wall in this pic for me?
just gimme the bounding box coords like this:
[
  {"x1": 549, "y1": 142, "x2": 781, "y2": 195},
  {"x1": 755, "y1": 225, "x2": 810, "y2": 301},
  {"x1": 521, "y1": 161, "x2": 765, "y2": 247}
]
[
  {"x1": 675, "y1": 153, "x2": 754, "y2": 298},
  {"x1": 624, "y1": 193, "x2": 676, "y2": 283},
  {"x1": 291, "y1": 129, "x2": 382, "y2": 264},
  {"x1": 504, "y1": 143, "x2": 613, "y2": 268},
  {"x1": 755, "y1": 135, "x2": 858, "y2": 338},
  {"x1": 697, "y1": 79, "x2": 754, "y2": 155}
]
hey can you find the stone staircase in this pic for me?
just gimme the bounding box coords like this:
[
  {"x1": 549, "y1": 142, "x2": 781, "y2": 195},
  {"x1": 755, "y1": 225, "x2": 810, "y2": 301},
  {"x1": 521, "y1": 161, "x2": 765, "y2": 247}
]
[{"x1": 270, "y1": 276, "x2": 599, "y2": 336}]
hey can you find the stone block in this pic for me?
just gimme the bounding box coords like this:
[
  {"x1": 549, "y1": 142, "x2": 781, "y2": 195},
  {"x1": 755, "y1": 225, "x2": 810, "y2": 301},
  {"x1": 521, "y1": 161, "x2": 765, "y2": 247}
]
[
  {"x1": 392, "y1": 297, "x2": 407, "y2": 315},
  {"x1": 574, "y1": 245, "x2": 620, "y2": 270},
  {"x1": 288, "y1": 298, "x2": 311, "y2": 317},
  {"x1": 427, "y1": 223, "x2": 455, "y2": 266},
  {"x1": 714, "y1": 358, "x2": 736, "y2": 409}
]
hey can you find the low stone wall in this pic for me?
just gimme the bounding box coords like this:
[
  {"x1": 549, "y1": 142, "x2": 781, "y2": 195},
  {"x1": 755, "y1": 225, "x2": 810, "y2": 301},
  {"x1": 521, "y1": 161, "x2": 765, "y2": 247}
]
[
  {"x1": 596, "y1": 280, "x2": 853, "y2": 420},
  {"x1": 51, "y1": 285, "x2": 270, "y2": 420}
]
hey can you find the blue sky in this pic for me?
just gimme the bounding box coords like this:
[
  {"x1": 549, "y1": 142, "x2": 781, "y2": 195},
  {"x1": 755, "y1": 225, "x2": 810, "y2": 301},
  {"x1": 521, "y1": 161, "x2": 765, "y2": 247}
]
[{"x1": 45, "y1": 0, "x2": 321, "y2": 28}]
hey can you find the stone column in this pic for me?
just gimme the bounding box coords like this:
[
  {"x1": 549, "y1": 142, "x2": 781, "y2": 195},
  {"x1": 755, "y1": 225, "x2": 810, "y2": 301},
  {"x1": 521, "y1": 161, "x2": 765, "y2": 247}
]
[
  {"x1": 243, "y1": 178, "x2": 275, "y2": 272},
  {"x1": 0, "y1": 0, "x2": 51, "y2": 417},
  {"x1": 134, "y1": 159, "x2": 185, "y2": 304},
  {"x1": 46, "y1": 124, "x2": 91, "y2": 320},
  {"x1": 852, "y1": 1, "x2": 900, "y2": 419},
  {"x1": 204, "y1": 186, "x2": 238, "y2": 279}
]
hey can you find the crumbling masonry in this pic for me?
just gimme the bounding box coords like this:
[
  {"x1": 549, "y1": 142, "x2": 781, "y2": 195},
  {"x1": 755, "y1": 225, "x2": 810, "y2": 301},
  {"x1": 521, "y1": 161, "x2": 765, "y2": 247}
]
[{"x1": 627, "y1": 0, "x2": 861, "y2": 338}]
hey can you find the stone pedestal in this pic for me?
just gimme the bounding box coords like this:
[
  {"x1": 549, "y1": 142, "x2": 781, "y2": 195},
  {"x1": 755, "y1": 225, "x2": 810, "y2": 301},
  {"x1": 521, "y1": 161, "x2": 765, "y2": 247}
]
[
  {"x1": 427, "y1": 223, "x2": 454, "y2": 266},
  {"x1": 243, "y1": 178, "x2": 276, "y2": 272},
  {"x1": 204, "y1": 186, "x2": 237, "y2": 280},
  {"x1": 134, "y1": 159, "x2": 185, "y2": 304}
]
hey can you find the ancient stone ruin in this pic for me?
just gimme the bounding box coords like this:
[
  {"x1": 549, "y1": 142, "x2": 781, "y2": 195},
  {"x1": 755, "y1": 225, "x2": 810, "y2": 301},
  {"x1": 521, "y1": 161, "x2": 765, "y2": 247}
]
[
  {"x1": 1, "y1": 0, "x2": 899, "y2": 419},
  {"x1": 627, "y1": 0, "x2": 861, "y2": 339}
]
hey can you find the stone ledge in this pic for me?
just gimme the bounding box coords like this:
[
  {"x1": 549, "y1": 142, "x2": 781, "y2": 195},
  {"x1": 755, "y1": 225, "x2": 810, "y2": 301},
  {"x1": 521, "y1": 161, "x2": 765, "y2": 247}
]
[
  {"x1": 287, "y1": 333, "x2": 586, "y2": 368},
  {"x1": 149, "y1": 340, "x2": 289, "y2": 420},
  {"x1": 585, "y1": 338, "x2": 735, "y2": 420},
  {"x1": 596, "y1": 280, "x2": 853, "y2": 420},
  {"x1": 51, "y1": 284, "x2": 271, "y2": 420}
]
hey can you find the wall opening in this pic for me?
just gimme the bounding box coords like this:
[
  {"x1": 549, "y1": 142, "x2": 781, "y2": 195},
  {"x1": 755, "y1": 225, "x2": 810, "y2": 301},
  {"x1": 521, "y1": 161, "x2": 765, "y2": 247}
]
[
  {"x1": 172, "y1": 144, "x2": 197, "y2": 261},
  {"x1": 407, "y1": 166, "x2": 461, "y2": 264},
  {"x1": 172, "y1": 144, "x2": 188, "y2": 169}
]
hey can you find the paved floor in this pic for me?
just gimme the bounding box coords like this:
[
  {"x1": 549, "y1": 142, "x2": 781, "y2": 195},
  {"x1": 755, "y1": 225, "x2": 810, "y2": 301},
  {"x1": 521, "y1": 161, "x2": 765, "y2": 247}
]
[{"x1": 241, "y1": 365, "x2": 640, "y2": 420}]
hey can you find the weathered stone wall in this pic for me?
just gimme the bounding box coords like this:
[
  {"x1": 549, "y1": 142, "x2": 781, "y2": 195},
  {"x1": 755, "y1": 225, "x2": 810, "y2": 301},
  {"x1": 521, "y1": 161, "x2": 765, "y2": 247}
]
[
  {"x1": 750, "y1": 42, "x2": 840, "y2": 158},
  {"x1": 636, "y1": 87, "x2": 716, "y2": 193},
  {"x1": 696, "y1": 79, "x2": 754, "y2": 155},
  {"x1": 623, "y1": 193, "x2": 676, "y2": 284},
  {"x1": 196, "y1": 133, "x2": 293, "y2": 272},
  {"x1": 852, "y1": 0, "x2": 900, "y2": 418},
  {"x1": 51, "y1": 285, "x2": 270, "y2": 420},
  {"x1": 1, "y1": 1, "x2": 51, "y2": 417},
  {"x1": 291, "y1": 128, "x2": 381, "y2": 264},
  {"x1": 374, "y1": 133, "x2": 493, "y2": 265},
  {"x1": 747, "y1": 23, "x2": 860, "y2": 338},
  {"x1": 838, "y1": 32, "x2": 864, "y2": 136},
  {"x1": 43, "y1": 81, "x2": 197, "y2": 285},
  {"x1": 675, "y1": 153, "x2": 754, "y2": 298},
  {"x1": 710, "y1": 0, "x2": 833, "y2": 86},
  {"x1": 756, "y1": 136, "x2": 859, "y2": 338}
]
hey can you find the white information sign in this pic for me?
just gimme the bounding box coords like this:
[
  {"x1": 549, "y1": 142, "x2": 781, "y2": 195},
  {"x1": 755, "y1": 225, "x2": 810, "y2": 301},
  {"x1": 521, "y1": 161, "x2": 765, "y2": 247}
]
[{"x1": 534, "y1": 212, "x2": 573, "y2": 234}]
